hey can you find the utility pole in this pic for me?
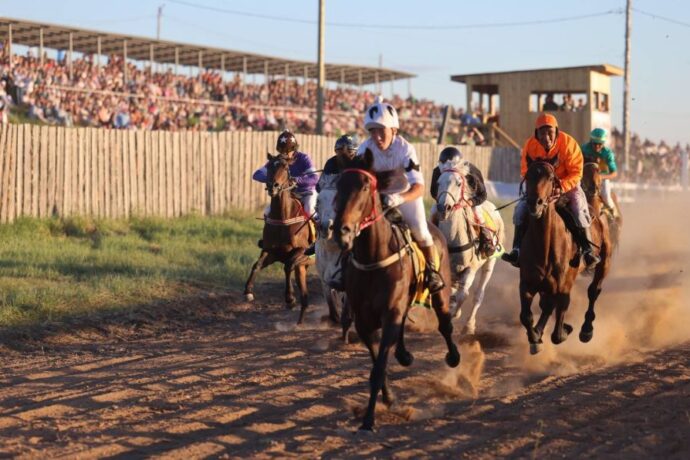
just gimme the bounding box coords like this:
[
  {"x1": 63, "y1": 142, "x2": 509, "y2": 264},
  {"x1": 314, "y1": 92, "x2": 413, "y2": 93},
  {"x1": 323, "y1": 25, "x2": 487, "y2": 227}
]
[
  {"x1": 623, "y1": 0, "x2": 632, "y2": 175},
  {"x1": 316, "y1": 0, "x2": 326, "y2": 134},
  {"x1": 157, "y1": 4, "x2": 164, "y2": 40}
]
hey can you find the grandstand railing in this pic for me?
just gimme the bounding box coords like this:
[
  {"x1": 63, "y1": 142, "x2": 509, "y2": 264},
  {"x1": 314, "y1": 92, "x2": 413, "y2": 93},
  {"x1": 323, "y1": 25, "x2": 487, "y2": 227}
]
[{"x1": 0, "y1": 124, "x2": 520, "y2": 221}]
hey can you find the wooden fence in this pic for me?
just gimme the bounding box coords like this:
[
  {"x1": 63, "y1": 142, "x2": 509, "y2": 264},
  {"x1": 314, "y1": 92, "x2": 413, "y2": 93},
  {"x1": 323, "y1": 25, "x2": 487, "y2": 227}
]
[{"x1": 0, "y1": 124, "x2": 521, "y2": 221}]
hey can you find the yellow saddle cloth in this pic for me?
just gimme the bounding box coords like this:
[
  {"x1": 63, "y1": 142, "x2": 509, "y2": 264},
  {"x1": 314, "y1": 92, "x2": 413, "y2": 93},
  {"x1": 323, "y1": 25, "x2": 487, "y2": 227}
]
[{"x1": 410, "y1": 241, "x2": 439, "y2": 310}]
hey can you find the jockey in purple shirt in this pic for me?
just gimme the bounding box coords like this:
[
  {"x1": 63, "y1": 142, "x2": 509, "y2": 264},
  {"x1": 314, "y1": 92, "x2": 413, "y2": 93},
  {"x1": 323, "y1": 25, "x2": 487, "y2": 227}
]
[{"x1": 252, "y1": 130, "x2": 319, "y2": 217}]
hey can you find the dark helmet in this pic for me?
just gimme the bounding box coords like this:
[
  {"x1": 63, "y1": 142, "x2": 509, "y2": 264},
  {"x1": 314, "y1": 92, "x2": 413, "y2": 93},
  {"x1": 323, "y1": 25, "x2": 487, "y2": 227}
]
[
  {"x1": 438, "y1": 146, "x2": 463, "y2": 163},
  {"x1": 276, "y1": 130, "x2": 299, "y2": 154},
  {"x1": 334, "y1": 134, "x2": 359, "y2": 154}
]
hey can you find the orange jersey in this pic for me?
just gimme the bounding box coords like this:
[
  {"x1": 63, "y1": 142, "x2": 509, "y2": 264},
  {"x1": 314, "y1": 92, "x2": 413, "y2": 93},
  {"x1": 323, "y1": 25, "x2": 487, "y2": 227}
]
[{"x1": 520, "y1": 131, "x2": 584, "y2": 193}]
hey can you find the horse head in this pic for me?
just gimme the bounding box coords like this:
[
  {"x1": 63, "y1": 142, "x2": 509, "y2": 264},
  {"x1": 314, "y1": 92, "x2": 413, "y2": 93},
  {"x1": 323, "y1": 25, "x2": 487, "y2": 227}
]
[
  {"x1": 582, "y1": 162, "x2": 601, "y2": 200},
  {"x1": 524, "y1": 158, "x2": 557, "y2": 219},
  {"x1": 265, "y1": 152, "x2": 292, "y2": 198},
  {"x1": 316, "y1": 174, "x2": 339, "y2": 239},
  {"x1": 333, "y1": 148, "x2": 378, "y2": 251},
  {"x1": 436, "y1": 162, "x2": 469, "y2": 221}
]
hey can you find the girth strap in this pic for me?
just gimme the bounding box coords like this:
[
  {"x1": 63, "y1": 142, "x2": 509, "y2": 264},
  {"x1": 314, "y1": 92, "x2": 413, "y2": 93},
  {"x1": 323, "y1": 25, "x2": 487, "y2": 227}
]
[
  {"x1": 350, "y1": 244, "x2": 412, "y2": 271},
  {"x1": 448, "y1": 241, "x2": 475, "y2": 253}
]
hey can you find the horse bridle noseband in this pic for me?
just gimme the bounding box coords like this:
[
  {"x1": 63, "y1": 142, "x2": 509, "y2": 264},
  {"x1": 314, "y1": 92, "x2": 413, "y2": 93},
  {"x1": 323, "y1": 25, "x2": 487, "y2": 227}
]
[
  {"x1": 340, "y1": 168, "x2": 385, "y2": 232},
  {"x1": 436, "y1": 168, "x2": 470, "y2": 216},
  {"x1": 266, "y1": 158, "x2": 297, "y2": 195}
]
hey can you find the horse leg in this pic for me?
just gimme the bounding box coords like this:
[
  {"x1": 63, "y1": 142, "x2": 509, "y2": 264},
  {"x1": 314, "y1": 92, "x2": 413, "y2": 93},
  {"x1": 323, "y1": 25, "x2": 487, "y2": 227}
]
[
  {"x1": 394, "y1": 309, "x2": 413, "y2": 367},
  {"x1": 580, "y1": 243, "x2": 610, "y2": 343},
  {"x1": 464, "y1": 259, "x2": 496, "y2": 335},
  {"x1": 452, "y1": 267, "x2": 475, "y2": 321},
  {"x1": 551, "y1": 292, "x2": 573, "y2": 345},
  {"x1": 360, "y1": 317, "x2": 401, "y2": 431},
  {"x1": 533, "y1": 293, "x2": 555, "y2": 342},
  {"x1": 519, "y1": 283, "x2": 541, "y2": 354},
  {"x1": 431, "y1": 291, "x2": 460, "y2": 368},
  {"x1": 340, "y1": 294, "x2": 353, "y2": 343},
  {"x1": 325, "y1": 286, "x2": 341, "y2": 325},
  {"x1": 284, "y1": 261, "x2": 296, "y2": 309},
  {"x1": 295, "y1": 263, "x2": 309, "y2": 325},
  {"x1": 244, "y1": 250, "x2": 272, "y2": 302}
]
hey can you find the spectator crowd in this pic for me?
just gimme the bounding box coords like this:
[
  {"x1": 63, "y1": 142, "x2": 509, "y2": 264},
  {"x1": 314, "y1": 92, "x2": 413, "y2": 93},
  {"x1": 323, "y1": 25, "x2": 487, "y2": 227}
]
[{"x1": 1, "y1": 46, "x2": 687, "y2": 186}]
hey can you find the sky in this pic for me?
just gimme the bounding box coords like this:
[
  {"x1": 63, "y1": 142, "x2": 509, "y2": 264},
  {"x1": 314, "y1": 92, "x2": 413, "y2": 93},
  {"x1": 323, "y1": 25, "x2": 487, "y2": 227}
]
[{"x1": 2, "y1": 0, "x2": 690, "y2": 144}]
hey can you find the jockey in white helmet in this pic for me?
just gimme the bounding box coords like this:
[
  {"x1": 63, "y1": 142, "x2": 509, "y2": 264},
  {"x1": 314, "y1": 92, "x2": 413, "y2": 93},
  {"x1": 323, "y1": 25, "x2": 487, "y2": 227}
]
[{"x1": 354, "y1": 96, "x2": 445, "y2": 293}]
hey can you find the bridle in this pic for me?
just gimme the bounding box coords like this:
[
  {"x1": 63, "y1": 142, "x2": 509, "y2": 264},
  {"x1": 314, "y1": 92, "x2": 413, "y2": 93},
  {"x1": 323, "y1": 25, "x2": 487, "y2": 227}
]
[
  {"x1": 581, "y1": 162, "x2": 600, "y2": 198},
  {"x1": 340, "y1": 168, "x2": 385, "y2": 232},
  {"x1": 526, "y1": 160, "x2": 561, "y2": 217},
  {"x1": 436, "y1": 168, "x2": 471, "y2": 216},
  {"x1": 266, "y1": 157, "x2": 296, "y2": 196}
]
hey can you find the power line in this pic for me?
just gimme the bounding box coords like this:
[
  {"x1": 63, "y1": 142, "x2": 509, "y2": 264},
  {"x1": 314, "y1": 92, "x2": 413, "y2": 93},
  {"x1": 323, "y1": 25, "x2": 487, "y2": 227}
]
[
  {"x1": 166, "y1": 0, "x2": 621, "y2": 30},
  {"x1": 633, "y1": 8, "x2": 690, "y2": 29}
]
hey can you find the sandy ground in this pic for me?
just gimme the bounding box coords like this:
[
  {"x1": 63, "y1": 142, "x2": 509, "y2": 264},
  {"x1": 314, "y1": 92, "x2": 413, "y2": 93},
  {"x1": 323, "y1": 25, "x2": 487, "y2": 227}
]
[{"x1": 0, "y1": 199, "x2": 688, "y2": 459}]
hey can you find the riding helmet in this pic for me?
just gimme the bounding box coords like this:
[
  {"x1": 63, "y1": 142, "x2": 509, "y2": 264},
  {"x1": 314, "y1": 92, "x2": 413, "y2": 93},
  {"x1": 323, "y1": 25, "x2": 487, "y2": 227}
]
[
  {"x1": 438, "y1": 146, "x2": 463, "y2": 163},
  {"x1": 364, "y1": 96, "x2": 399, "y2": 130},
  {"x1": 335, "y1": 134, "x2": 359, "y2": 153},
  {"x1": 276, "y1": 130, "x2": 299, "y2": 154}
]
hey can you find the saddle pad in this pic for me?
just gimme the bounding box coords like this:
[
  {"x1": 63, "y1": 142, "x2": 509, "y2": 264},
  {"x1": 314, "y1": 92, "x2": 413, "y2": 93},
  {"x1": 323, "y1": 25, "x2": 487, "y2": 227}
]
[{"x1": 410, "y1": 241, "x2": 438, "y2": 310}]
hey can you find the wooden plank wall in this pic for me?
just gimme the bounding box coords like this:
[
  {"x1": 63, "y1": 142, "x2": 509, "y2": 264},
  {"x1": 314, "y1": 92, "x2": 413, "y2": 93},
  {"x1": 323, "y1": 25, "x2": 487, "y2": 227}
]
[{"x1": 0, "y1": 125, "x2": 521, "y2": 221}]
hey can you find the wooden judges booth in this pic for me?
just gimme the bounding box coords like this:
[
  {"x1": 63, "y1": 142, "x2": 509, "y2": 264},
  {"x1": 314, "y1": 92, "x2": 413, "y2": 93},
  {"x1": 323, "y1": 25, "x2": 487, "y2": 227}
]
[{"x1": 451, "y1": 64, "x2": 623, "y2": 146}]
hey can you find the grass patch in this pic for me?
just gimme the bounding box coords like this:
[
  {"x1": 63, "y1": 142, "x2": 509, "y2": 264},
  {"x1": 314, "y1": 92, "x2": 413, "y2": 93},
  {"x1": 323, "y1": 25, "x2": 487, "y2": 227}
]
[{"x1": 0, "y1": 210, "x2": 279, "y2": 329}]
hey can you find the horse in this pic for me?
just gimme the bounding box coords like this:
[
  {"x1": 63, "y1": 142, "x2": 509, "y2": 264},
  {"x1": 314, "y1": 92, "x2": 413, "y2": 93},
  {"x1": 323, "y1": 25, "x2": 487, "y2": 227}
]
[
  {"x1": 333, "y1": 149, "x2": 460, "y2": 431},
  {"x1": 435, "y1": 165, "x2": 506, "y2": 334},
  {"x1": 518, "y1": 159, "x2": 611, "y2": 354},
  {"x1": 244, "y1": 153, "x2": 314, "y2": 324},
  {"x1": 582, "y1": 162, "x2": 622, "y2": 250},
  {"x1": 314, "y1": 173, "x2": 348, "y2": 330}
]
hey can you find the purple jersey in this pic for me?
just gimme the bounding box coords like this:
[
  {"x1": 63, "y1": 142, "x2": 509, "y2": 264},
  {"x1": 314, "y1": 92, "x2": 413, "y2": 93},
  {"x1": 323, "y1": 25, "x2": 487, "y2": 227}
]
[{"x1": 252, "y1": 151, "x2": 319, "y2": 195}]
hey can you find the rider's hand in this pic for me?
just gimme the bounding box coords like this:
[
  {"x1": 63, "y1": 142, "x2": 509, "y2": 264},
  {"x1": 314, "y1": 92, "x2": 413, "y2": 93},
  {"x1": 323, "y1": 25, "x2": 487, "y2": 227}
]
[{"x1": 382, "y1": 193, "x2": 404, "y2": 209}]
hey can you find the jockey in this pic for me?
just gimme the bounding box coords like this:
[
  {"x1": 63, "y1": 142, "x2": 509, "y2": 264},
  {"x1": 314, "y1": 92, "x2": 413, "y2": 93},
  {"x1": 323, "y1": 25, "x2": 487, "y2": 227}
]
[
  {"x1": 502, "y1": 113, "x2": 601, "y2": 269},
  {"x1": 252, "y1": 129, "x2": 319, "y2": 217},
  {"x1": 356, "y1": 96, "x2": 445, "y2": 293},
  {"x1": 317, "y1": 134, "x2": 359, "y2": 190},
  {"x1": 581, "y1": 128, "x2": 619, "y2": 214},
  {"x1": 430, "y1": 146, "x2": 495, "y2": 257}
]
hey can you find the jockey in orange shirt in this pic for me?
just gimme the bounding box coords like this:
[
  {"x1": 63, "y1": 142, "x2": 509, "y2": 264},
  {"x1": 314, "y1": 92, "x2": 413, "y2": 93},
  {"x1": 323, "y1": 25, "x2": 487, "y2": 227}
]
[{"x1": 502, "y1": 113, "x2": 601, "y2": 269}]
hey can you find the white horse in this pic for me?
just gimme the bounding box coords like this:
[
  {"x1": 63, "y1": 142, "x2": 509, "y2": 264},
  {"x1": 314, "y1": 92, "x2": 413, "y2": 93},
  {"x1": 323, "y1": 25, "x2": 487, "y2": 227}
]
[
  {"x1": 315, "y1": 174, "x2": 349, "y2": 334},
  {"x1": 435, "y1": 164, "x2": 505, "y2": 335}
]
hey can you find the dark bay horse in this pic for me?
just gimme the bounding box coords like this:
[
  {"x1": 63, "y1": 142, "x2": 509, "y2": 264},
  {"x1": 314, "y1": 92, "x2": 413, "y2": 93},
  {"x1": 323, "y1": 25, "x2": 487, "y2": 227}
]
[
  {"x1": 244, "y1": 153, "x2": 313, "y2": 324},
  {"x1": 518, "y1": 159, "x2": 611, "y2": 354},
  {"x1": 333, "y1": 150, "x2": 460, "y2": 431},
  {"x1": 582, "y1": 162, "x2": 622, "y2": 250}
]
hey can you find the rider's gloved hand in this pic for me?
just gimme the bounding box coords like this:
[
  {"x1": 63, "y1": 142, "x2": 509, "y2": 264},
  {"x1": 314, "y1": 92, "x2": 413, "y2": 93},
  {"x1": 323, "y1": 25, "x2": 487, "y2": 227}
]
[{"x1": 382, "y1": 193, "x2": 404, "y2": 209}]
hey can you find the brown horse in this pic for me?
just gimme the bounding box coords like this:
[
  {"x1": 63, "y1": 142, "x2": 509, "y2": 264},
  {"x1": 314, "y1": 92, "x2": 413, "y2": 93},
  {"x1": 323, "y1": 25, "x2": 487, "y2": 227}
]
[
  {"x1": 333, "y1": 150, "x2": 460, "y2": 431},
  {"x1": 582, "y1": 162, "x2": 622, "y2": 250},
  {"x1": 518, "y1": 159, "x2": 611, "y2": 354},
  {"x1": 244, "y1": 153, "x2": 313, "y2": 324}
]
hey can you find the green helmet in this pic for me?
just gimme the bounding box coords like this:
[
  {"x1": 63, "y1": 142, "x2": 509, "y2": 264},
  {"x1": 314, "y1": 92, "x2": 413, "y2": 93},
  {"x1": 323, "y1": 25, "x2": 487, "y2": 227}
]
[{"x1": 590, "y1": 128, "x2": 608, "y2": 144}]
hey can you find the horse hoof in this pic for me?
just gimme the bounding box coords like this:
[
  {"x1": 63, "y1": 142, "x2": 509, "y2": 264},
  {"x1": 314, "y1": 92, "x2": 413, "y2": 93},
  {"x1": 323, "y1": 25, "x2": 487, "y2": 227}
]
[
  {"x1": 286, "y1": 301, "x2": 296, "y2": 310},
  {"x1": 452, "y1": 308, "x2": 462, "y2": 320},
  {"x1": 358, "y1": 423, "x2": 374, "y2": 432},
  {"x1": 579, "y1": 329, "x2": 593, "y2": 343},
  {"x1": 245, "y1": 293, "x2": 254, "y2": 302},
  {"x1": 395, "y1": 349, "x2": 414, "y2": 367},
  {"x1": 563, "y1": 323, "x2": 573, "y2": 334},
  {"x1": 445, "y1": 348, "x2": 460, "y2": 368},
  {"x1": 530, "y1": 342, "x2": 543, "y2": 355}
]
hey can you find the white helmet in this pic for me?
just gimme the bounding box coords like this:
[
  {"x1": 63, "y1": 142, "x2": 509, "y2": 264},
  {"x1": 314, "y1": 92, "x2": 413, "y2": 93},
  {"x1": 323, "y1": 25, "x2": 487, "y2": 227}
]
[{"x1": 364, "y1": 96, "x2": 399, "y2": 130}]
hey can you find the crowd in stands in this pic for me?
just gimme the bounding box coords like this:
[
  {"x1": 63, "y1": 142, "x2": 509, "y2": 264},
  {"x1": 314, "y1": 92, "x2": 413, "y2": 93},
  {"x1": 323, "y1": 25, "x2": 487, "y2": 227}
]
[
  {"x1": 610, "y1": 128, "x2": 689, "y2": 186},
  {"x1": 1, "y1": 46, "x2": 687, "y2": 186},
  {"x1": 0, "y1": 46, "x2": 466, "y2": 143}
]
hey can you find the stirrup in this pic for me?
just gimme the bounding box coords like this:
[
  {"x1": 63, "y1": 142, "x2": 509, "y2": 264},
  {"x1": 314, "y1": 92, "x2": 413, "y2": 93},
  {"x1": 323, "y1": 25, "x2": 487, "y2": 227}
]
[
  {"x1": 425, "y1": 267, "x2": 445, "y2": 294},
  {"x1": 501, "y1": 249, "x2": 520, "y2": 267}
]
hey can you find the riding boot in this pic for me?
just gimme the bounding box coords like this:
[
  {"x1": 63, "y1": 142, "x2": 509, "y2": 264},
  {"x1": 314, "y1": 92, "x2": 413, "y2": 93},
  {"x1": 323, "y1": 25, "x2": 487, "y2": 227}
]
[
  {"x1": 327, "y1": 253, "x2": 348, "y2": 291},
  {"x1": 304, "y1": 243, "x2": 316, "y2": 257},
  {"x1": 579, "y1": 226, "x2": 601, "y2": 269},
  {"x1": 421, "y1": 245, "x2": 445, "y2": 294},
  {"x1": 501, "y1": 224, "x2": 526, "y2": 267},
  {"x1": 478, "y1": 227, "x2": 495, "y2": 258}
]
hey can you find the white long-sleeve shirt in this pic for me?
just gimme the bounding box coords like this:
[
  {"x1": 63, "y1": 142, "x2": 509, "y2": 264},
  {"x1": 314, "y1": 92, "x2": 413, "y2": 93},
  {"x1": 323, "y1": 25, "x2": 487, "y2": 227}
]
[{"x1": 357, "y1": 136, "x2": 424, "y2": 194}]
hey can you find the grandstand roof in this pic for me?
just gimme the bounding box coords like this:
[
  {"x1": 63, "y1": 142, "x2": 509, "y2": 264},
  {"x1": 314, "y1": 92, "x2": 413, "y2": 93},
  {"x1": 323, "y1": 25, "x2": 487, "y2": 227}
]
[
  {"x1": 0, "y1": 16, "x2": 415, "y2": 85},
  {"x1": 451, "y1": 64, "x2": 624, "y2": 83}
]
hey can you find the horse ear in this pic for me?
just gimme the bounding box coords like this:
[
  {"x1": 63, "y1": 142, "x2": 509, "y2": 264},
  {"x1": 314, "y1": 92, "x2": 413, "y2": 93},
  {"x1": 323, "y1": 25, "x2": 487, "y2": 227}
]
[
  {"x1": 526, "y1": 156, "x2": 533, "y2": 166},
  {"x1": 266, "y1": 152, "x2": 274, "y2": 161},
  {"x1": 363, "y1": 148, "x2": 374, "y2": 171}
]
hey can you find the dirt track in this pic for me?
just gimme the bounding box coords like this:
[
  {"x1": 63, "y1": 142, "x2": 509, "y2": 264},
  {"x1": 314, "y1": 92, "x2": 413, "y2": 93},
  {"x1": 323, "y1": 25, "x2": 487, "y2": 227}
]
[{"x1": 0, "y1": 200, "x2": 688, "y2": 458}]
